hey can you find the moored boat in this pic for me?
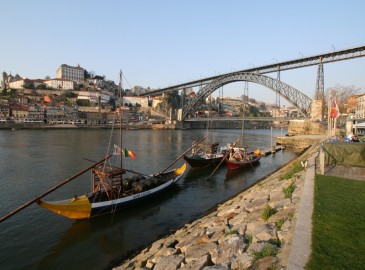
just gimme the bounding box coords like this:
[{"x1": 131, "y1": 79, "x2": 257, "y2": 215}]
[
  {"x1": 225, "y1": 147, "x2": 261, "y2": 170},
  {"x1": 183, "y1": 141, "x2": 226, "y2": 168},
  {"x1": 36, "y1": 70, "x2": 189, "y2": 220},
  {"x1": 38, "y1": 162, "x2": 186, "y2": 219}
]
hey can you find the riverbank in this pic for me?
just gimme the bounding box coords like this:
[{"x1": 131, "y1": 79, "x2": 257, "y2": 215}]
[
  {"x1": 0, "y1": 123, "x2": 177, "y2": 130},
  {"x1": 112, "y1": 139, "x2": 322, "y2": 270}
]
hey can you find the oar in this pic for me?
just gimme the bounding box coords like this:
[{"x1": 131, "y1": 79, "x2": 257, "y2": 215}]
[
  {"x1": 207, "y1": 138, "x2": 240, "y2": 180},
  {"x1": 160, "y1": 136, "x2": 207, "y2": 174},
  {"x1": 0, "y1": 154, "x2": 112, "y2": 224}
]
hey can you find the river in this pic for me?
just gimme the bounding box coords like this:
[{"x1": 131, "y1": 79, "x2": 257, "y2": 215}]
[{"x1": 0, "y1": 128, "x2": 296, "y2": 270}]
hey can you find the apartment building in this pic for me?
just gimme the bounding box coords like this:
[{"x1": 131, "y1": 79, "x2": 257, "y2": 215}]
[{"x1": 56, "y1": 64, "x2": 84, "y2": 84}]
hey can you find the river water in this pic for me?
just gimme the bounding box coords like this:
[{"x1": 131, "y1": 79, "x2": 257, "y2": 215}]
[{"x1": 0, "y1": 128, "x2": 296, "y2": 270}]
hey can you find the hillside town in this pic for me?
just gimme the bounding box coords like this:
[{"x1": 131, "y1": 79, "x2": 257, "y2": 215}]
[{"x1": 0, "y1": 64, "x2": 364, "y2": 134}]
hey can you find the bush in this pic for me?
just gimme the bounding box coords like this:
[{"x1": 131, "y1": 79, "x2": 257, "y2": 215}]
[
  {"x1": 282, "y1": 182, "x2": 296, "y2": 200},
  {"x1": 251, "y1": 244, "x2": 278, "y2": 261},
  {"x1": 280, "y1": 160, "x2": 303, "y2": 180},
  {"x1": 261, "y1": 204, "x2": 277, "y2": 221},
  {"x1": 275, "y1": 218, "x2": 285, "y2": 230}
]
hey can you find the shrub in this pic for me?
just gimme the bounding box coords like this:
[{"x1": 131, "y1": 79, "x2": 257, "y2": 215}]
[
  {"x1": 282, "y1": 182, "x2": 297, "y2": 200},
  {"x1": 251, "y1": 244, "x2": 278, "y2": 261},
  {"x1": 261, "y1": 204, "x2": 277, "y2": 221},
  {"x1": 275, "y1": 218, "x2": 285, "y2": 230},
  {"x1": 245, "y1": 234, "x2": 253, "y2": 244},
  {"x1": 280, "y1": 160, "x2": 303, "y2": 180}
]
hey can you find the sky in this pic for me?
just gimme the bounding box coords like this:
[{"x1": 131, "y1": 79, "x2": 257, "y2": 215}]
[{"x1": 1, "y1": 0, "x2": 364, "y2": 106}]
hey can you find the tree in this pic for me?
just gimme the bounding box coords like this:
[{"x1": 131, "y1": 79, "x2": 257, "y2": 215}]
[{"x1": 326, "y1": 85, "x2": 361, "y2": 114}]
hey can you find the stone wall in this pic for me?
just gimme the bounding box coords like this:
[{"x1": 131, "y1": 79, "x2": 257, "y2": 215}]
[{"x1": 288, "y1": 120, "x2": 326, "y2": 136}]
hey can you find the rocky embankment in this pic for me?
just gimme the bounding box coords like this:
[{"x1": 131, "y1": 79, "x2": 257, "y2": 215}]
[{"x1": 114, "y1": 148, "x2": 313, "y2": 270}]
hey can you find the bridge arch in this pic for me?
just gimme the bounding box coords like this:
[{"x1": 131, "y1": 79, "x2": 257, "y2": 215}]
[{"x1": 182, "y1": 73, "x2": 313, "y2": 119}]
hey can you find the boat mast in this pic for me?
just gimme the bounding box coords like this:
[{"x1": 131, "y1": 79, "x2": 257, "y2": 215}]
[{"x1": 119, "y1": 69, "x2": 123, "y2": 173}]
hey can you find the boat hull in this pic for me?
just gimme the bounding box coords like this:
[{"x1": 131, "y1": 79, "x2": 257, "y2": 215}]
[
  {"x1": 38, "y1": 163, "x2": 187, "y2": 219},
  {"x1": 225, "y1": 155, "x2": 261, "y2": 170},
  {"x1": 183, "y1": 155, "x2": 224, "y2": 168}
]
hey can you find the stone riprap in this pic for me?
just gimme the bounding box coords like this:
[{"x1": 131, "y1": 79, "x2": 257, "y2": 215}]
[{"x1": 113, "y1": 155, "x2": 308, "y2": 270}]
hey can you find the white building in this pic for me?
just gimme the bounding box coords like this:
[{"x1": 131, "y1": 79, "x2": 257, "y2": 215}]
[
  {"x1": 78, "y1": 90, "x2": 110, "y2": 105},
  {"x1": 8, "y1": 78, "x2": 33, "y2": 89},
  {"x1": 121, "y1": 96, "x2": 149, "y2": 107},
  {"x1": 45, "y1": 78, "x2": 74, "y2": 90},
  {"x1": 57, "y1": 64, "x2": 84, "y2": 84}
]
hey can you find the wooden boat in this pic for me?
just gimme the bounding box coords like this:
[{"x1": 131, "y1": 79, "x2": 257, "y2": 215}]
[
  {"x1": 183, "y1": 141, "x2": 226, "y2": 168},
  {"x1": 225, "y1": 147, "x2": 261, "y2": 170},
  {"x1": 36, "y1": 70, "x2": 188, "y2": 220},
  {"x1": 37, "y1": 162, "x2": 186, "y2": 219},
  {"x1": 224, "y1": 87, "x2": 261, "y2": 170}
]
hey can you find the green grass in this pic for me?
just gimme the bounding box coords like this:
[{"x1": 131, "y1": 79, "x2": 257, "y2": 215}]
[
  {"x1": 251, "y1": 244, "x2": 278, "y2": 261},
  {"x1": 261, "y1": 204, "x2": 277, "y2": 221},
  {"x1": 306, "y1": 175, "x2": 365, "y2": 270},
  {"x1": 280, "y1": 160, "x2": 303, "y2": 180},
  {"x1": 282, "y1": 182, "x2": 296, "y2": 199}
]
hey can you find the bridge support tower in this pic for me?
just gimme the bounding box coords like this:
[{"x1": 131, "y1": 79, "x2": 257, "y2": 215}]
[{"x1": 311, "y1": 58, "x2": 325, "y2": 121}]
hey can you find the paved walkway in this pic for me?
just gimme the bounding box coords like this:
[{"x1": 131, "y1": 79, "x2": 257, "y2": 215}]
[{"x1": 287, "y1": 154, "x2": 315, "y2": 270}]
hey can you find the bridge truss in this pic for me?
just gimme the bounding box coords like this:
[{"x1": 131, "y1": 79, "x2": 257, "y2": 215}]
[
  {"x1": 140, "y1": 45, "x2": 365, "y2": 120},
  {"x1": 182, "y1": 73, "x2": 312, "y2": 119}
]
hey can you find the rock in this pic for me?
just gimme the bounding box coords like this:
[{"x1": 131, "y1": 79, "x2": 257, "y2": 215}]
[
  {"x1": 202, "y1": 264, "x2": 230, "y2": 270},
  {"x1": 250, "y1": 256, "x2": 279, "y2": 270},
  {"x1": 181, "y1": 254, "x2": 212, "y2": 269},
  {"x1": 153, "y1": 254, "x2": 184, "y2": 270},
  {"x1": 230, "y1": 252, "x2": 254, "y2": 270},
  {"x1": 245, "y1": 198, "x2": 268, "y2": 212},
  {"x1": 212, "y1": 234, "x2": 247, "y2": 265},
  {"x1": 185, "y1": 242, "x2": 218, "y2": 263}
]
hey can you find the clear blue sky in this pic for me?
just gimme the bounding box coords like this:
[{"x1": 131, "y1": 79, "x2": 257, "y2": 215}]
[{"x1": 1, "y1": 0, "x2": 364, "y2": 105}]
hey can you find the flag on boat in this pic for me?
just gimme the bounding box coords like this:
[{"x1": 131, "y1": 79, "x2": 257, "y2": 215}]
[
  {"x1": 113, "y1": 144, "x2": 121, "y2": 155},
  {"x1": 124, "y1": 148, "x2": 136, "y2": 159}
]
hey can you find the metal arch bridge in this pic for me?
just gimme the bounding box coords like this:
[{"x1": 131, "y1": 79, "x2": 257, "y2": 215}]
[
  {"x1": 182, "y1": 73, "x2": 312, "y2": 118},
  {"x1": 139, "y1": 45, "x2": 365, "y2": 119}
]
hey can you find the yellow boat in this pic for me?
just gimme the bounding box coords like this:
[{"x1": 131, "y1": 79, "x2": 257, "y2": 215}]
[{"x1": 38, "y1": 163, "x2": 186, "y2": 219}]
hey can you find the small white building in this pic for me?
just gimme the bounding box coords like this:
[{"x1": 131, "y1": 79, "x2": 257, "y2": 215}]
[
  {"x1": 8, "y1": 78, "x2": 33, "y2": 89},
  {"x1": 121, "y1": 96, "x2": 149, "y2": 107},
  {"x1": 45, "y1": 78, "x2": 74, "y2": 90},
  {"x1": 78, "y1": 90, "x2": 110, "y2": 105}
]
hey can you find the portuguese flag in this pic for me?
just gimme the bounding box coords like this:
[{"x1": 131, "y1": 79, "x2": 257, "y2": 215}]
[{"x1": 124, "y1": 148, "x2": 136, "y2": 159}]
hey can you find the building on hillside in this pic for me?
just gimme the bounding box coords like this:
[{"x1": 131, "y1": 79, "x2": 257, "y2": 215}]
[
  {"x1": 2, "y1": 72, "x2": 23, "y2": 89},
  {"x1": 56, "y1": 64, "x2": 84, "y2": 84},
  {"x1": 85, "y1": 77, "x2": 103, "y2": 89},
  {"x1": 12, "y1": 106, "x2": 29, "y2": 121},
  {"x1": 77, "y1": 90, "x2": 110, "y2": 105},
  {"x1": 45, "y1": 78, "x2": 74, "y2": 90},
  {"x1": 130, "y1": 86, "x2": 149, "y2": 95},
  {"x1": 121, "y1": 96, "x2": 149, "y2": 107},
  {"x1": 8, "y1": 78, "x2": 34, "y2": 89},
  {"x1": 33, "y1": 79, "x2": 46, "y2": 89},
  {"x1": 347, "y1": 95, "x2": 361, "y2": 115},
  {"x1": 355, "y1": 94, "x2": 365, "y2": 119},
  {"x1": 151, "y1": 97, "x2": 163, "y2": 110}
]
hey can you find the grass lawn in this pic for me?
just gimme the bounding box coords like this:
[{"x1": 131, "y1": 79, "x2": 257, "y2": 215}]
[{"x1": 306, "y1": 175, "x2": 365, "y2": 270}]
